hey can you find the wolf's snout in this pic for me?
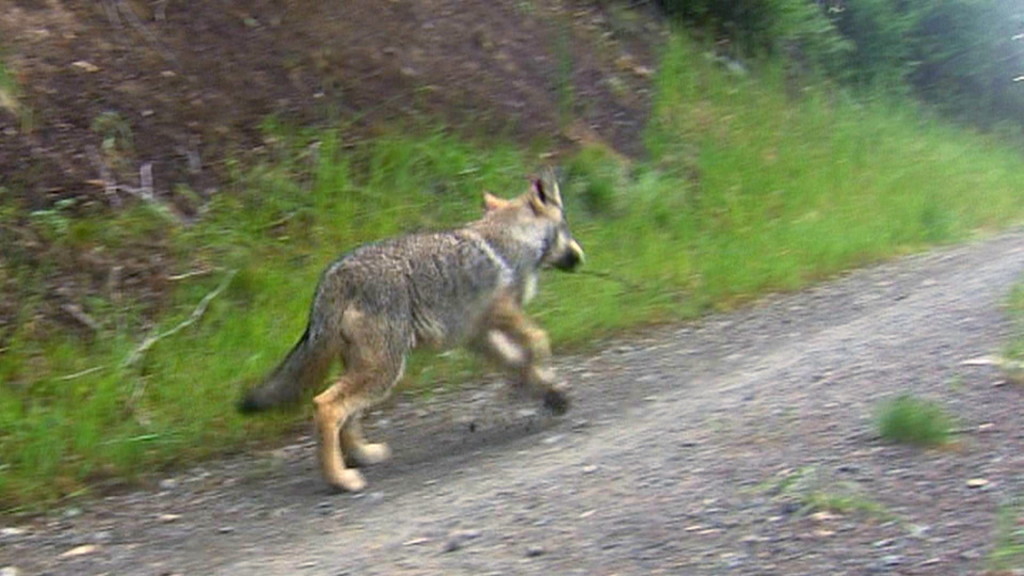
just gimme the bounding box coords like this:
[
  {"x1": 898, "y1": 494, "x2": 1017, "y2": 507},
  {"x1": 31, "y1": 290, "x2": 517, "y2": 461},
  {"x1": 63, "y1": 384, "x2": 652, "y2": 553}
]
[{"x1": 554, "y1": 239, "x2": 584, "y2": 271}]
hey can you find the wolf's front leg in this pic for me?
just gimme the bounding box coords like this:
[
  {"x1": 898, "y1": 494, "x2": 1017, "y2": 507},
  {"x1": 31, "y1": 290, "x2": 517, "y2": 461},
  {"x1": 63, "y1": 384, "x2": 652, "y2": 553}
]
[
  {"x1": 519, "y1": 339, "x2": 570, "y2": 414},
  {"x1": 478, "y1": 302, "x2": 570, "y2": 414}
]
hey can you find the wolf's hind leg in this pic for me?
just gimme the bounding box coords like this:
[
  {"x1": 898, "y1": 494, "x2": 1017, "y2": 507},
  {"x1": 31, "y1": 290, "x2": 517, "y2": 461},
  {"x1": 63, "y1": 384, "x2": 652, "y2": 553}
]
[
  {"x1": 341, "y1": 415, "x2": 392, "y2": 467},
  {"x1": 314, "y1": 307, "x2": 408, "y2": 491},
  {"x1": 313, "y1": 379, "x2": 371, "y2": 492}
]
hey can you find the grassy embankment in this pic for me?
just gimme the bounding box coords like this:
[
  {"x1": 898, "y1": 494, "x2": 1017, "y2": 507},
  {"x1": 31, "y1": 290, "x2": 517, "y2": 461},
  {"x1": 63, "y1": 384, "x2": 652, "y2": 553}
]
[{"x1": 3, "y1": 36, "x2": 1024, "y2": 511}]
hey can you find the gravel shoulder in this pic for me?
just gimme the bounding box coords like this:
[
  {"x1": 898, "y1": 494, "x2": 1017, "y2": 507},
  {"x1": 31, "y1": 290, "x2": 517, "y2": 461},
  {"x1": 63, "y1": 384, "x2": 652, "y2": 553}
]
[{"x1": 4, "y1": 230, "x2": 1024, "y2": 575}]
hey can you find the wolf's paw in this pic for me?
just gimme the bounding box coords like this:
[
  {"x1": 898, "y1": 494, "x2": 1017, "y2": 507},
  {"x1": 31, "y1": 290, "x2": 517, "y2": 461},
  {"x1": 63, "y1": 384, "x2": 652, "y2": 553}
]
[
  {"x1": 347, "y1": 442, "x2": 392, "y2": 466},
  {"x1": 328, "y1": 468, "x2": 368, "y2": 493},
  {"x1": 542, "y1": 387, "x2": 570, "y2": 415}
]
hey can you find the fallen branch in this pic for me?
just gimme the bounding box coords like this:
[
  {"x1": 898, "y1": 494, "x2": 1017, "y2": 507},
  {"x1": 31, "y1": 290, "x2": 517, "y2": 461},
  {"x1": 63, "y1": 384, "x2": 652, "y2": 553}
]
[
  {"x1": 56, "y1": 366, "x2": 105, "y2": 382},
  {"x1": 167, "y1": 268, "x2": 218, "y2": 282},
  {"x1": 122, "y1": 269, "x2": 237, "y2": 370},
  {"x1": 61, "y1": 303, "x2": 103, "y2": 333}
]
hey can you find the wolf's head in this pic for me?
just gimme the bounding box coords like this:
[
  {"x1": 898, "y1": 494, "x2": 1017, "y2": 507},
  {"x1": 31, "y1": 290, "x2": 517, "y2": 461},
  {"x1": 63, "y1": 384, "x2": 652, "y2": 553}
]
[{"x1": 481, "y1": 168, "x2": 584, "y2": 272}]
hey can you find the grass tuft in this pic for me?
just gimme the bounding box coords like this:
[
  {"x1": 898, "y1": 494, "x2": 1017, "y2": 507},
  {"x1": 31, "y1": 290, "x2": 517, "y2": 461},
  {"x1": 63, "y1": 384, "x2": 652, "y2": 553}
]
[
  {"x1": 875, "y1": 394, "x2": 953, "y2": 447},
  {"x1": 990, "y1": 499, "x2": 1024, "y2": 572}
]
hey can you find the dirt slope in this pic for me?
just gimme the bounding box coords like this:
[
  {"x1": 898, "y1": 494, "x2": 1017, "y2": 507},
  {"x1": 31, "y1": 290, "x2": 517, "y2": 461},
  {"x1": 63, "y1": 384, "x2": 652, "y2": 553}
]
[
  {"x1": 0, "y1": 0, "x2": 662, "y2": 337},
  {"x1": 4, "y1": 231, "x2": 1023, "y2": 575},
  {"x1": 0, "y1": 0, "x2": 659, "y2": 209}
]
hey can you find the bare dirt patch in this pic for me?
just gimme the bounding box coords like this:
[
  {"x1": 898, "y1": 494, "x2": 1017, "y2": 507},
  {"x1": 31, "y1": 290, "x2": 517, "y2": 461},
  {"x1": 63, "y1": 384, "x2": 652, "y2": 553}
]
[{"x1": 0, "y1": 0, "x2": 661, "y2": 209}]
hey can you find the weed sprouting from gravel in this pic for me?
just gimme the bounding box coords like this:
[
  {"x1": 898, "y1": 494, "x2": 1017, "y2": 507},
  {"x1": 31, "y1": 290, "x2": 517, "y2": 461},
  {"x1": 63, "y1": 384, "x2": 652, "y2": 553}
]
[
  {"x1": 875, "y1": 394, "x2": 953, "y2": 447},
  {"x1": 757, "y1": 466, "x2": 893, "y2": 521},
  {"x1": 990, "y1": 498, "x2": 1024, "y2": 572}
]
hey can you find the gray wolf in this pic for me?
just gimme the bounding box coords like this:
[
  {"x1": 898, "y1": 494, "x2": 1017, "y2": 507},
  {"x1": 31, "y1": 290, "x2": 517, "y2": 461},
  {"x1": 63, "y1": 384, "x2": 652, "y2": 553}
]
[{"x1": 238, "y1": 169, "x2": 584, "y2": 491}]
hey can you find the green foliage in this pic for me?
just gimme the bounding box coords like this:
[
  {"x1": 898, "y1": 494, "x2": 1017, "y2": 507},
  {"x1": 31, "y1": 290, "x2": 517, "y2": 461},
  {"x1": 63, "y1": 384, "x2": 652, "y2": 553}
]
[
  {"x1": 657, "y1": 0, "x2": 1024, "y2": 131},
  {"x1": 564, "y1": 146, "x2": 629, "y2": 216},
  {"x1": 655, "y1": 0, "x2": 849, "y2": 66},
  {"x1": 876, "y1": 394, "x2": 953, "y2": 447},
  {"x1": 827, "y1": 0, "x2": 913, "y2": 89}
]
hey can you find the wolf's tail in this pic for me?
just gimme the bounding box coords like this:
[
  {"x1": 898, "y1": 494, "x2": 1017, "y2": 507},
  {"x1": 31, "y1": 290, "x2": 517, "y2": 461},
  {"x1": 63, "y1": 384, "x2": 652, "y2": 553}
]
[{"x1": 238, "y1": 326, "x2": 335, "y2": 413}]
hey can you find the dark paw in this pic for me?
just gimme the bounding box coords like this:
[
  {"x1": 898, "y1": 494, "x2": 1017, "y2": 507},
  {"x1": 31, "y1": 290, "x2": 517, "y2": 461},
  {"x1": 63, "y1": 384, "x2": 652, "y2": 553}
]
[{"x1": 542, "y1": 388, "x2": 570, "y2": 415}]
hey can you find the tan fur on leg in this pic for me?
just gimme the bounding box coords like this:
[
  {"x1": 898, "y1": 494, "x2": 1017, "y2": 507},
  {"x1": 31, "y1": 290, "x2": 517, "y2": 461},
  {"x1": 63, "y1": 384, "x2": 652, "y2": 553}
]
[
  {"x1": 313, "y1": 380, "x2": 368, "y2": 492},
  {"x1": 341, "y1": 416, "x2": 392, "y2": 466}
]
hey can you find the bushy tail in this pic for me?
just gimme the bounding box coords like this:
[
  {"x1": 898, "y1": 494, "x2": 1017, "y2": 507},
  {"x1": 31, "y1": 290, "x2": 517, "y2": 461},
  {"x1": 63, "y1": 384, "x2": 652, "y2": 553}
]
[{"x1": 238, "y1": 326, "x2": 335, "y2": 413}]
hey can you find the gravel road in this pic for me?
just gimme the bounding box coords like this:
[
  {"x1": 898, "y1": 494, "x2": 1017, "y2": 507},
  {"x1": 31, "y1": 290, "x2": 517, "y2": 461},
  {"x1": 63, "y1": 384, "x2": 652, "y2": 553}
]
[{"x1": 4, "y1": 230, "x2": 1024, "y2": 576}]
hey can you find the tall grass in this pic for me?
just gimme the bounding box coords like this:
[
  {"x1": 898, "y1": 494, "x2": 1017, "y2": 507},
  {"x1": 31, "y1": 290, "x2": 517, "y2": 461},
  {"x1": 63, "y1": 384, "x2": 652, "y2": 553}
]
[{"x1": 4, "y1": 36, "x2": 1024, "y2": 511}]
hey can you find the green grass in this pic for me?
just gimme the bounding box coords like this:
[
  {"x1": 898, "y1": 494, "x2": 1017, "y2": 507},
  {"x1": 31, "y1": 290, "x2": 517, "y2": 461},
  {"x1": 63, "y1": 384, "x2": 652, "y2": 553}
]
[
  {"x1": 990, "y1": 499, "x2": 1024, "y2": 572},
  {"x1": 756, "y1": 466, "x2": 894, "y2": 521},
  {"x1": 0, "y1": 58, "x2": 18, "y2": 114},
  {"x1": 1003, "y1": 284, "x2": 1024, "y2": 364},
  {"x1": 4, "y1": 34, "x2": 1024, "y2": 511},
  {"x1": 875, "y1": 394, "x2": 954, "y2": 447}
]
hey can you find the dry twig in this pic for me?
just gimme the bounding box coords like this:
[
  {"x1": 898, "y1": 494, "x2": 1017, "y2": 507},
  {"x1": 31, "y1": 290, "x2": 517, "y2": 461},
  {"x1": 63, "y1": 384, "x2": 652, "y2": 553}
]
[{"x1": 122, "y1": 269, "x2": 237, "y2": 370}]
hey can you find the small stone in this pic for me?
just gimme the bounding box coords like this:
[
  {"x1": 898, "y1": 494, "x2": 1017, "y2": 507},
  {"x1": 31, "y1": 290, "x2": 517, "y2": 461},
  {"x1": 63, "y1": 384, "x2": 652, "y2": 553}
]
[
  {"x1": 217, "y1": 526, "x2": 235, "y2": 534},
  {"x1": 959, "y1": 549, "x2": 982, "y2": 561},
  {"x1": 961, "y1": 356, "x2": 1001, "y2": 366},
  {"x1": 966, "y1": 478, "x2": 990, "y2": 489},
  {"x1": 62, "y1": 507, "x2": 83, "y2": 519},
  {"x1": 71, "y1": 60, "x2": 100, "y2": 73},
  {"x1": 159, "y1": 478, "x2": 179, "y2": 490},
  {"x1": 60, "y1": 544, "x2": 99, "y2": 558},
  {"x1": 882, "y1": 555, "x2": 903, "y2": 566},
  {"x1": 2, "y1": 566, "x2": 21, "y2": 576},
  {"x1": 1, "y1": 527, "x2": 27, "y2": 537},
  {"x1": 443, "y1": 539, "x2": 462, "y2": 553},
  {"x1": 297, "y1": 561, "x2": 317, "y2": 569},
  {"x1": 779, "y1": 502, "x2": 802, "y2": 515},
  {"x1": 541, "y1": 434, "x2": 564, "y2": 445},
  {"x1": 525, "y1": 545, "x2": 546, "y2": 557},
  {"x1": 581, "y1": 465, "x2": 599, "y2": 474},
  {"x1": 159, "y1": 514, "x2": 181, "y2": 523},
  {"x1": 810, "y1": 511, "x2": 839, "y2": 522}
]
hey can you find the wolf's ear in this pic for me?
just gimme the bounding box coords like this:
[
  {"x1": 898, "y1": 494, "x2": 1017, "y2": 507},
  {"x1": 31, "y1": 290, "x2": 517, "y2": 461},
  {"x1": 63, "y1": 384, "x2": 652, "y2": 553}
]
[
  {"x1": 483, "y1": 191, "x2": 510, "y2": 212},
  {"x1": 529, "y1": 168, "x2": 563, "y2": 209}
]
